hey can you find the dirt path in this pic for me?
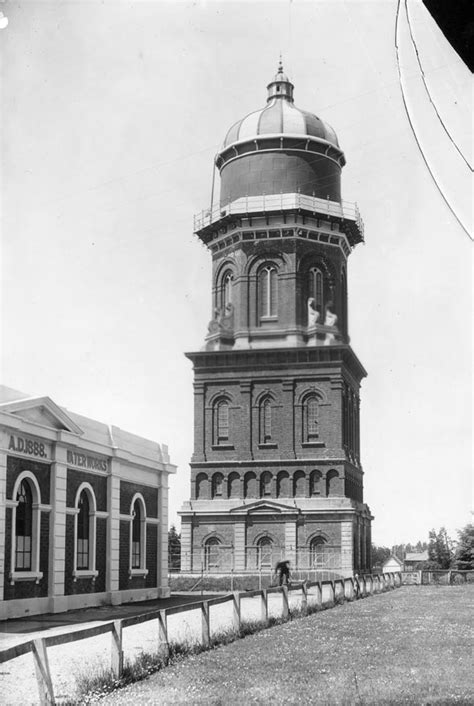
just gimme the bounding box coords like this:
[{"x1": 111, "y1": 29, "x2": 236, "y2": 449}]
[{"x1": 101, "y1": 585, "x2": 473, "y2": 705}]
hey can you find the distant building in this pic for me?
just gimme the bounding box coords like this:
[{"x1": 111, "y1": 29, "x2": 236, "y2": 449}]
[
  {"x1": 0, "y1": 386, "x2": 176, "y2": 620},
  {"x1": 382, "y1": 554, "x2": 404, "y2": 573},
  {"x1": 179, "y1": 64, "x2": 372, "y2": 577},
  {"x1": 404, "y1": 551, "x2": 429, "y2": 570}
]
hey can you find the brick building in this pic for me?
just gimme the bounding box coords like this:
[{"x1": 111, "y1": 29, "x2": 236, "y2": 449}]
[
  {"x1": 179, "y1": 65, "x2": 372, "y2": 576},
  {"x1": 0, "y1": 385, "x2": 176, "y2": 620}
]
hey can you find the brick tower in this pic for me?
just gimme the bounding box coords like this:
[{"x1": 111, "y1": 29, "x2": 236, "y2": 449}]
[{"x1": 179, "y1": 64, "x2": 372, "y2": 577}]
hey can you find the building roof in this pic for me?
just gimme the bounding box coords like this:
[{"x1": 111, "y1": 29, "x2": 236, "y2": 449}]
[
  {"x1": 405, "y1": 551, "x2": 429, "y2": 562},
  {"x1": 382, "y1": 554, "x2": 404, "y2": 568},
  {"x1": 0, "y1": 385, "x2": 174, "y2": 468},
  {"x1": 221, "y1": 62, "x2": 340, "y2": 151}
]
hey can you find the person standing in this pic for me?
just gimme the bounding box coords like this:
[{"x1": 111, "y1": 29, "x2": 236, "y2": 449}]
[{"x1": 275, "y1": 559, "x2": 291, "y2": 586}]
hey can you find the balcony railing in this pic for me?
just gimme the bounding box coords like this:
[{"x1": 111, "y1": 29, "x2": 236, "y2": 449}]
[{"x1": 194, "y1": 192, "x2": 364, "y2": 238}]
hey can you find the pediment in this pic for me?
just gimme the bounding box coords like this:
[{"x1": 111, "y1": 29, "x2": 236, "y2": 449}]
[
  {"x1": 0, "y1": 396, "x2": 83, "y2": 435},
  {"x1": 230, "y1": 499, "x2": 299, "y2": 515}
]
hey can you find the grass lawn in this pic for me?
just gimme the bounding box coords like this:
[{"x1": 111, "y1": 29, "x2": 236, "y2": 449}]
[{"x1": 101, "y1": 585, "x2": 473, "y2": 705}]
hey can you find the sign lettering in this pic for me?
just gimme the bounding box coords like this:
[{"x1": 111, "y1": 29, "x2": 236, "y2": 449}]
[
  {"x1": 8, "y1": 435, "x2": 47, "y2": 458},
  {"x1": 67, "y1": 450, "x2": 107, "y2": 472}
]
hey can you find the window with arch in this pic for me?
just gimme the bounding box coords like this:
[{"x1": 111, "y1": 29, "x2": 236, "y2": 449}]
[
  {"x1": 228, "y1": 472, "x2": 240, "y2": 499},
  {"x1": 196, "y1": 473, "x2": 208, "y2": 500},
  {"x1": 257, "y1": 536, "x2": 273, "y2": 568},
  {"x1": 244, "y1": 472, "x2": 257, "y2": 498},
  {"x1": 276, "y1": 471, "x2": 290, "y2": 498},
  {"x1": 204, "y1": 537, "x2": 221, "y2": 570},
  {"x1": 310, "y1": 536, "x2": 327, "y2": 568},
  {"x1": 212, "y1": 473, "x2": 224, "y2": 498},
  {"x1": 259, "y1": 396, "x2": 273, "y2": 444},
  {"x1": 130, "y1": 495, "x2": 147, "y2": 575},
  {"x1": 213, "y1": 398, "x2": 230, "y2": 446},
  {"x1": 258, "y1": 264, "x2": 278, "y2": 319},
  {"x1": 260, "y1": 471, "x2": 272, "y2": 497},
  {"x1": 74, "y1": 485, "x2": 98, "y2": 578},
  {"x1": 293, "y1": 470, "x2": 306, "y2": 498},
  {"x1": 326, "y1": 469, "x2": 339, "y2": 497},
  {"x1": 302, "y1": 394, "x2": 320, "y2": 443},
  {"x1": 15, "y1": 480, "x2": 33, "y2": 570},
  {"x1": 308, "y1": 266, "x2": 325, "y2": 318},
  {"x1": 221, "y1": 270, "x2": 234, "y2": 309},
  {"x1": 310, "y1": 470, "x2": 322, "y2": 496},
  {"x1": 10, "y1": 473, "x2": 43, "y2": 583}
]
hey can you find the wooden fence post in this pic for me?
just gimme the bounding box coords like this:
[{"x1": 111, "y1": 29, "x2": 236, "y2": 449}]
[
  {"x1": 232, "y1": 591, "x2": 241, "y2": 633},
  {"x1": 261, "y1": 590, "x2": 268, "y2": 623},
  {"x1": 111, "y1": 620, "x2": 123, "y2": 679},
  {"x1": 201, "y1": 601, "x2": 210, "y2": 647},
  {"x1": 301, "y1": 583, "x2": 308, "y2": 612},
  {"x1": 158, "y1": 610, "x2": 169, "y2": 656},
  {"x1": 32, "y1": 638, "x2": 55, "y2": 705},
  {"x1": 282, "y1": 586, "x2": 289, "y2": 618}
]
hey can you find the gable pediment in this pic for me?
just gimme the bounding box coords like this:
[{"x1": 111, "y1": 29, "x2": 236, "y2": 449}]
[
  {"x1": 230, "y1": 499, "x2": 299, "y2": 515},
  {"x1": 0, "y1": 396, "x2": 83, "y2": 435}
]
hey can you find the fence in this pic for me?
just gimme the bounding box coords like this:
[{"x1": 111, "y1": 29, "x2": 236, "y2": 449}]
[
  {"x1": 421, "y1": 570, "x2": 474, "y2": 585},
  {"x1": 0, "y1": 572, "x2": 401, "y2": 705}
]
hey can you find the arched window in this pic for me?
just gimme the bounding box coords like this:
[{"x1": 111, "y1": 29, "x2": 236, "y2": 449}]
[
  {"x1": 131, "y1": 501, "x2": 141, "y2": 569},
  {"x1": 308, "y1": 266, "x2": 325, "y2": 318},
  {"x1": 293, "y1": 470, "x2": 306, "y2": 498},
  {"x1": 326, "y1": 469, "x2": 339, "y2": 497},
  {"x1": 303, "y1": 394, "x2": 320, "y2": 442},
  {"x1": 74, "y1": 484, "x2": 98, "y2": 577},
  {"x1": 228, "y1": 472, "x2": 240, "y2": 498},
  {"x1": 130, "y1": 495, "x2": 147, "y2": 575},
  {"x1": 258, "y1": 264, "x2": 278, "y2": 319},
  {"x1": 310, "y1": 470, "x2": 322, "y2": 496},
  {"x1": 15, "y1": 480, "x2": 33, "y2": 570},
  {"x1": 196, "y1": 473, "x2": 208, "y2": 500},
  {"x1": 10, "y1": 472, "x2": 43, "y2": 582},
  {"x1": 257, "y1": 536, "x2": 273, "y2": 568},
  {"x1": 260, "y1": 471, "x2": 272, "y2": 497},
  {"x1": 204, "y1": 537, "x2": 221, "y2": 570},
  {"x1": 244, "y1": 472, "x2": 257, "y2": 498},
  {"x1": 77, "y1": 490, "x2": 90, "y2": 570},
  {"x1": 310, "y1": 536, "x2": 327, "y2": 568},
  {"x1": 259, "y1": 397, "x2": 272, "y2": 444},
  {"x1": 212, "y1": 473, "x2": 224, "y2": 498},
  {"x1": 276, "y1": 471, "x2": 290, "y2": 498},
  {"x1": 221, "y1": 270, "x2": 233, "y2": 309},
  {"x1": 213, "y1": 398, "x2": 230, "y2": 445}
]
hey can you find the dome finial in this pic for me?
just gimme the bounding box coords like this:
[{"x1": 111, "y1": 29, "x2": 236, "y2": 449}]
[{"x1": 267, "y1": 56, "x2": 294, "y2": 103}]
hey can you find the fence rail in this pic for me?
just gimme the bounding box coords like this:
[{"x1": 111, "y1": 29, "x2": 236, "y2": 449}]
[{"x1": 0, "y1": 572, "x2": 401, "y2": 704}]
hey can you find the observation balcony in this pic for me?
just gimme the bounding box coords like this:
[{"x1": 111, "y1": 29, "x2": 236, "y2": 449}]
[{"x1": 194, "y1": 192, "x2": 364, "y2": 247}]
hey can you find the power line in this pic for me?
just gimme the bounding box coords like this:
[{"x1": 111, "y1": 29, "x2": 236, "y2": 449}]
[
  {"x1": 405, "y1": 0, "x2": 472, "y2": 171},
  {"x1": 394, "y1": 0, "x2": 472, "y2": 241}
]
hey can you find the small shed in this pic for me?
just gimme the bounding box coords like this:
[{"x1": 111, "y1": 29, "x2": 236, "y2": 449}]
[{"x1": 382, "y1": 554, "x2": 404, "y2": 573}]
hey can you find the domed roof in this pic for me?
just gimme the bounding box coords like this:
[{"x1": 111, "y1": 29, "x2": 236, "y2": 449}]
[{"x1": 222, "y1": 62, "x2": 340, "y2": 151}]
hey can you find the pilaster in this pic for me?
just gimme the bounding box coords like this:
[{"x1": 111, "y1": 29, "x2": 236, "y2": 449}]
[
  {"x1": 341, "y1": 520, "x2": 354, "y2": 577},
  {"x1": 284, "y1": 520, "x2": 297, "y2": 566},
  {"x1": 107, "y1": 461, "x2": 121, "y2": 597},
  {"x1": 48, "y1": 444, "x2": 68, "y2": 612},
  {"x1": 281, "y1": 379, "x2": 295, "y2": 459},
  {"x1": 192, "y1": 383, "x2": 206, "y2": 462},
  {"x1": 233, "y1": 519, "x2": 246, "y2": 571},
  {"x1": 180, "y1": 519, "x2": 192, "y2": 571},
  {"x1": 157, "y1": 481, "x2": 170, "y2": 596},
  {"x1": 238, "y1": 381, "x2": 253, "y2": 459},
  {"x1": 0, "y1": 449, "x2": 7, "y2": 601}
]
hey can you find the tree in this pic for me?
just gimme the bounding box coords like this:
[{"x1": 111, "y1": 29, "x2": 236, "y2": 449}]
[
  {"x1": 428, "y1": 527, "x2": 454, "y2": 569},
  {"x1": 372, "y1": 545, "x2": 391, "y2": 568},
  {"x1": 168, "y1": 525, "x2": 181, "y2": 571},
  {"x1": 455, "y1": 524, "x2": 474, "y2": 570}
]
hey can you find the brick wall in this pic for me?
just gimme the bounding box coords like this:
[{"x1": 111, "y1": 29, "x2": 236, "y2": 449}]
[
  {"x1": 66, "y1": 469, "x2": 107, "y2": 511},
  {"x1": 119, "y1": 480, "x2": 158, "y2": 518}
]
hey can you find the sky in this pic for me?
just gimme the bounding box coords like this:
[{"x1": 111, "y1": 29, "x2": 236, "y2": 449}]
[{"x1": 1, "y1": 0, "x2": 472, "y2": 548}]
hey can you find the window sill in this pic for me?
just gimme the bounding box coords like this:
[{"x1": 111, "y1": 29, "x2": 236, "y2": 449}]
[
  {"x1": 9, "y1": 571, "x2": 43, "y2": 585},
  {"x1": 73, "y1": 569, "x2": 99, "y2": 581},
  {"x1": 258, "y1": 443, "x2": 278, "y2": 449},
  {"x1": 129, "y1": 568, "x2": 149, "y2": 579},
  {"x1": 302, "y1": 442, "x2": 325, "y2": 448},
  {"x1": 211, "y1": 444, "x2": 234, "y2": 450}
]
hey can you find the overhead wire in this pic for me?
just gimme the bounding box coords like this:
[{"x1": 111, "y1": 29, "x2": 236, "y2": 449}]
[
  {"x1": 405, "y1": 0, "x2": 472, "y2": 171},
  {"x1": 394, "y1": 0, "x2": 472, "y2": 241}
]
